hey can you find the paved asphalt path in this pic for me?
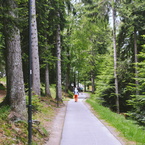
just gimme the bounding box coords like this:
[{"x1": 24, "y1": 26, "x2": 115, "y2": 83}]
[{"x1": 60, "y1": 93, "x2": 122, "y2": 145}]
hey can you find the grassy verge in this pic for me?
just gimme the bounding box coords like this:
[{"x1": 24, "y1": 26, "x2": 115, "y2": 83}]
[
  {"x1": 0, "y1": 97, "x2": 55, "y2": 145},
  {"x1": 86, "y1": 96, "x2": 145, "y2": 144},
  {"x1": 0, "y1": 85, "x2": 59, "y2": 145}
]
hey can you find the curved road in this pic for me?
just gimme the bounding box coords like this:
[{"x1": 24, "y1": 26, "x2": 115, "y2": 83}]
[{"x1": 60, "y1": 93, "x2": 122, "y2": 145}]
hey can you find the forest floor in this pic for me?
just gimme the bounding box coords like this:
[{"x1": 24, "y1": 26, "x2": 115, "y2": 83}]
[{"x1": 0, "y1": 83, "x2": 67, "y2": 145}]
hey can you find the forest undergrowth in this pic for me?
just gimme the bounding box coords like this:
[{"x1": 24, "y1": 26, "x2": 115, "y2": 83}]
[
  {"x1": 0, "y1": 82, "x2": 71, "y2": 145},
  {"x1": 0, "y1": 96, "x2": 56, "y2": 145}
]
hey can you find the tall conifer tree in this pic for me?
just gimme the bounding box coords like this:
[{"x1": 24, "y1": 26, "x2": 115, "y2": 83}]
[{"x1": 2, "y1": 0, "x2": 27, "y2": 120}]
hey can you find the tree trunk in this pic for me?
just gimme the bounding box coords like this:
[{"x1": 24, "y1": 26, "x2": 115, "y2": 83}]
[
  {"x1": 45, "y1": 63, "x2": 51, "y2": 97},
  {"x1": 112, "y1": 0, "x2": 120, "y2": 114},
  {"x1": 65, "y1": 46, "x2": 71, "y2": 93},
  {"x1": 91, "y1": 72, "x2": 95, "y2": 93},
  {"x1": 44, "y1": 35, "x2": 51, "y2": 98},
  {"x1": 31, "y1": 0, "x2": 40, "y2": 96},
  {"x1": 134, "y1": 29, "x2": 139, "y2": 96},
  {"x1": 65, "y1": 28, "x2": 71, "y2": 93},
  {"x1": 73, "y1": 72, "x2": 76, "y2": 87},
  {"x1": 77, "y1": 71, "x2": 80, "y2": 88},
  {"x1": 84, "y1": 80, "x2": 86, "y2": 92},
  {"x1": 3, "y1": 0, "x2": 27, "y2": 120},
  {"x1": 65, "y1": 63, "x2": 70, "y2": 93},
  {"x1": 56, "y1": 18, "x2": 62, "y2": 106}
]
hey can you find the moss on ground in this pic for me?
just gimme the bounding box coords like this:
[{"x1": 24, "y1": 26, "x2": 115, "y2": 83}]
[{"x1": 0, "y1": 97, "x2": 59, "y2": 145}]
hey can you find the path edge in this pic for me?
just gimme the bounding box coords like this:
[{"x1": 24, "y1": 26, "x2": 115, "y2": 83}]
[{"x1": 45, "y1": 101, "x2": 68, "y2": 145}]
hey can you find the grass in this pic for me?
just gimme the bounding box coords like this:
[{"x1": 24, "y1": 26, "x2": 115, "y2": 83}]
[
  {"x1": 0, "y1": 85, "x2": 59, "y2": 145},
  {"x1": 50, "y1": 85, "x2": 56, "y2": 99},
  {"x1": 0, "y1": 82, "x2": 70, "y2": 144},
  {"x1": 0, "y1": 98, "x2": 56, "y2": 145},
  {"x1": 86, "y1": 97, "x2": 145, "y2": 144},
  {"x1": 0, "y1": 77, "x2": 6, "y2": 83}
]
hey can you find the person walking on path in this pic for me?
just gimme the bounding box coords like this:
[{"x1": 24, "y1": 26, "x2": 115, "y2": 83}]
[{"x1": 73, "y1": 87, "x2": 79, "y2": 102}]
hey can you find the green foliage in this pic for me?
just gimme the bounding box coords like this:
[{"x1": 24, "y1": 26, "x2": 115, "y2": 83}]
[
  {"x1": 92, "y1": 52, "x2": 116, "y2": 110},
  {"x1": 67, "y1": 90, "x2": 74, "y2": 98},
  {"x1": 0, "y1": 77, "x2": 6, "y2": 82},
  {"x1": 50, "y1": 84, "x2": 56, "y2": 99},
  {"x1": 0, "y1": 106, "x2": 10, "y2": 120},
  {"x1": 63, "y1": 1, "x2": 111, "y2": 88},
  {"x1": 111, "y1": 0, "x2": 145, "y2": 119},
  {"x1": 127, "y1": 96, "x2": 145, "y2": 125},
  {"x1": 0, "y1": 83, "x2": 5, "y2": 90},
  {"x1": 26, "y1": 94, "x2": 44, "y2": 113},
  {"x1": 127, "y1": 50, "x2": 145, "y2": 125},
  {"x1": 0, "y1": 97, "x2": 55, "y2": 144},
  {"x1": 1, "y1": 0, "x2": 145, "y2": 143}
]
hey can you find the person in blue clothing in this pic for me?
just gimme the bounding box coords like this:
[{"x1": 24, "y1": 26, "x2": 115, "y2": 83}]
[{"x1": 73, "y1": 87, "x2": 79, "y2": 102}]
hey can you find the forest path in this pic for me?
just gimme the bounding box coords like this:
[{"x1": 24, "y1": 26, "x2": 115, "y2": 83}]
[{"x1": 60, "y1": 93, "x2": 123, "y2": 145}]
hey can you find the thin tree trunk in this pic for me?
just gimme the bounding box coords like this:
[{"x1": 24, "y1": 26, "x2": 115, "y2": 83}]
[
  {"x1": 3, "y1": 0, "x2": 27, "y2": 120},
  {"x1": 84, "y1": 80, "x2": 86, "y2": 92},
  {"x1": 134, "y1": 29, "x2": 139, "y2": 96},
  {"x1": 112, "y1": 0, "x2": 120, "y2": 114},
  {"x1": 31, "y1": 0, "x2": 40, "y2": 96},
  {"x1": 45, "y1": 63, "x2": 51, "y2": 97},
  {"x1": 44, "y1": 35, "x2": 51, "y2": 98},
  {"x1": 65, "y1": 28, "x2": 71, "y2": 93},
  {"x1": 56, "y1": 17, "x2": 62, "y2": 106},
  {"x1": 73, "y1": 72, "x2": 76, "y2": 87},
  {"x1": 65, "y1": 63, "x2": 70, "y2": 93},
  {"x1": 91, "y1": 72, "x2": 95, "y2": 93},
  {"x1": 77, "y1": 71, "x2": 80, "y2": 88}
]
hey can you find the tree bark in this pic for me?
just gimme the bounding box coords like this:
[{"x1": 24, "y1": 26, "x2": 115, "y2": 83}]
[
  {"x1": 73, "y1": 71, "x2": 76, "y2": 87},
  {"x1": 134, "y1": 29, "x2": 139, "y2": 96},
  {"x1": 65, "y1": 46, "x2": 71, "y2": 93},
  {"x1": 65, "y1": 63, "x2": 70, "y2": 93},
  {"x1": 84, "y1": 80, "x2": 86, "y2": 92},
  {"x1": 112, "y1": 0, "x2": 120, "y2": 114},
  {"x1": 77, "y1": 71, "x2": 80, "y2": 88},
  {"x1": 91, "y1": 72, "x2": 95, "y2": 93},
  {"x1": 56, "y1": 17, "x2": 62, "y2": 106},
  {"x1": 31, "y1": 0, "x2": 41, "y2": 96},
  {"x1": 44, "y1": 35, "x2": 51, "y2": 98},
  {"x1": 3, "y1": 0, "x2": 27, "y2": 120},
  {"x1": 45, "y1": 63, "x2": 51, "y2": 97}
]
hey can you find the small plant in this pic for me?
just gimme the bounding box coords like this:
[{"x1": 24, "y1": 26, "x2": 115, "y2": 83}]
[
  {"x1": 68, "y1": 90, "x2": 74, "y2": 98},
  {"x1": 0, "y1": 106, "x2": 10, "y2": 119}
]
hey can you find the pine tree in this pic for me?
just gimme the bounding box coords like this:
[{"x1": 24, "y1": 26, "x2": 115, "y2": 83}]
[
  {"x1": 1, "y1": 0, "x2": 27, "y2": 120},
  {"x1": 31, "y1": 0, "x2": 41, "y2": 96}
]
